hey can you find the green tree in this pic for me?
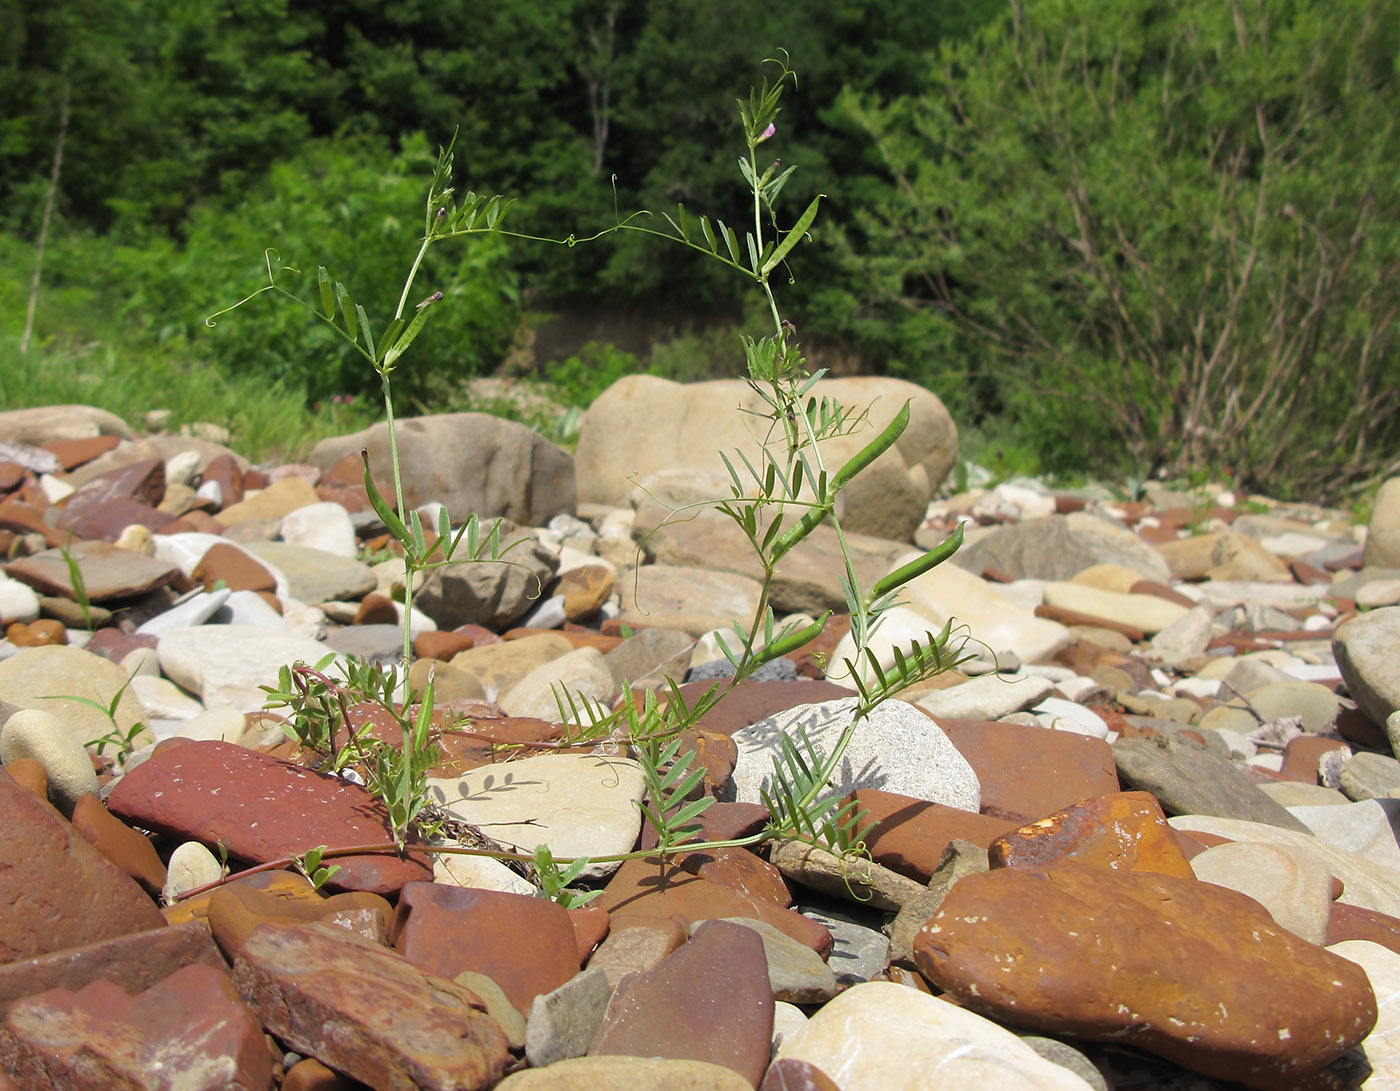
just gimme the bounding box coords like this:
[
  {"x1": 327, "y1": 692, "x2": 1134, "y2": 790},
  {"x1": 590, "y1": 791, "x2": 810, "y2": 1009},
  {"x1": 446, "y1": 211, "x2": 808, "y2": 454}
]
[{"x1": 833, "y1": 0, "x2": 1400, "y2": 498}]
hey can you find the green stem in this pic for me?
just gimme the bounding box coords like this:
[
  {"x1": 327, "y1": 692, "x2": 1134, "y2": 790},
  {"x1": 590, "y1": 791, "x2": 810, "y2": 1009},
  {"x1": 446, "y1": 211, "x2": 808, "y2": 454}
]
[{"x1": 394, "y1": 235, "x2": 434, "y2": 322}]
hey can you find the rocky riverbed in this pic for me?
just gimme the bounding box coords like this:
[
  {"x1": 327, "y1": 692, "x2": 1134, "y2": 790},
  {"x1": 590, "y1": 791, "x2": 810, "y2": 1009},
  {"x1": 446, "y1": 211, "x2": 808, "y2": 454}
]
[{"x1": 2, "y1": 383, "x2": 1400, "y2": 1090}]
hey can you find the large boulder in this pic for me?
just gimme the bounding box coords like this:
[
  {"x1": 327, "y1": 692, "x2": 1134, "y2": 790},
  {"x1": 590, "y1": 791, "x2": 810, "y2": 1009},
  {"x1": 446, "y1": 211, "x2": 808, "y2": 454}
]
[
  {"x1": 1365, "y1": 478, "x2": 1400, "y2": 569},
  {"x1": 0, "y1": 405, "x2": 136, "y2": 444},
  {"x1": 575, "y1": 375, "x2": 957, "y2": 542},
  {"x1": 308, "y1": 413, "x2": 575, "y2": 527}
]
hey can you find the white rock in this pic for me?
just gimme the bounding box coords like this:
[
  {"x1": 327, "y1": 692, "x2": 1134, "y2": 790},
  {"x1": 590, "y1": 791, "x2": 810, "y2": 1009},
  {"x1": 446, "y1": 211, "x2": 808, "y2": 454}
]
[
  {"x1": 37, "y1": 475, "x2": 74, "y2": 505},
  {"x1": 729, "y1": 698, "x2": 980, "y2": 812},
  {"x1": 159, "y1": 707, "x2": 247, "y2": 744},
  {"x1": 280, "y1": 501, "x2": 357, "y2": 558},
  {"x1": 195, "y1": 480, "x2": 223, "y2": 508},
  {"x1": 429, "y1": 754, "x2": 645, "y2": 880},
  {"x1": 915, "y1": 674, "x2": 1054, "y2": 721},
  {"x1": 134, "y1": 587, "x2": 232, "y2": 637},
  {"x1": 157, "y1": 626, "x2": 338, "y2": 712},
  {"x1": 164, "y1": 450, "x2": 201, "y2": 488},
  {"x1": 1042, "y1": 582, "x2": 1189, "y2": 635},
  {"x1": 828, "y1": 605, "x2": 973, "y2": 688},
  {"x1": 519, "y1": 594, "x2": 567, "y2": 631},
  {"x1": 164, "y1": 841, "x2": 223, "y2": 902},
  {"x1": 1032, "y1": 697, "x2": 1109, "y2": 738},
  {"x1": 500, "y1": 646, "x2": 619, "y2": 723},
  {"x1": 1326, "y1": 941, "x2": 1400, "y2": 1087},
  {"x1": 1190, "y1": 841, "x2": 1333, "y2": 944},
  {"x1": 221, "y1": 589, "x2": 289, "y2": 629},
  {"x1": 0, "y1": 577, "x2": 40, "y2": 625},
  {"x1": 1288, "y1": 798, "x2": 1400, "y2": 874},
  {"x1": 433, "y1": 850, "x2": 536, "y2": 896},
  {"x1": 0, "y1": 708, "x2": 99, "y2": 813},
  {"x1": 775, "y1": 980, "x2": 1094, "y2": 1091},
  {"x1": 119, "y1": 646, "x2": 161, "y2": 678},
  {"x1": 131, "y1": 675, "x2": 204, "y2": 722}
]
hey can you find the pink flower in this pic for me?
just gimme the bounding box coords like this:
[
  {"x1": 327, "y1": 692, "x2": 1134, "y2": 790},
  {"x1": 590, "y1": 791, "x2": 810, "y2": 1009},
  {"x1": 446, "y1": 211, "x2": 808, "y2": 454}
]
[{"x1": 757, "y1": 122, "x2": 776, "y2": 144}]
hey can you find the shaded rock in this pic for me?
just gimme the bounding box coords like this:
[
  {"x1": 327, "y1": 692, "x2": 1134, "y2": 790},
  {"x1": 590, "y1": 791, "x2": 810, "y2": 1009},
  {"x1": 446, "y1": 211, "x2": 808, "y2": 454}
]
[
  {"x1": 205, "y1": 880, "x2": 393, "y2": 960},
  {"x1": 0, "y1": 768, "x2": 165, "y2": 962},
  {"x1": 415, "y1": 534, "x2": 558, "y2": 631},
  {"x1": 309, "y1": 413, "x2": 576, "y2": 527},
  {"x1": 797, "y1": 905, "x2": 889, "y2": 989},
  {"x1": 577, "y1": 375, "x2": 956, "y2": 541},
  {"x1": 4, "y1": 541, "x2": 179, "y2": 602},
  {"x1": 106, "y1": 740, "x2": 432, "y2": 895},
  {"x1": 915, "y1": 866, "x2": 1376, "y2": 1090},
  {"x1": 774, "y1": 981, "x2": 1094, "y2": 1091},
  {"x1": 591, "y1": 918, "x2": 775, "y2": 1087},
  {"x1": 393, "y1": 884, "x2": 580, "y2": 1016},
  {"x1": 1113, "y1": 734, "x2": 1313, "y2": 832},
  {"x1": 0, "y1": 963, "x2": 273, "y2": 1090},
  {"x1": 233, "y1": 921, "x2": 510, "y2": 1091},
  {"x1": 953, "y1": 513, "x2": 1168, "y2": 583},
  {"x1": 524, "y1": 965, "x2": 611, "y2": 1069}
]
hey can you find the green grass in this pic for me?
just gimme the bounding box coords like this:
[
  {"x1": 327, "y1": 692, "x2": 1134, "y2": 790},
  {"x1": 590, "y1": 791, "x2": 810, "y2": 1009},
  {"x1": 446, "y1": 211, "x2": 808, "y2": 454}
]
[{"x1": 0, "y1": 335, "x2": 377, "y2": 463}]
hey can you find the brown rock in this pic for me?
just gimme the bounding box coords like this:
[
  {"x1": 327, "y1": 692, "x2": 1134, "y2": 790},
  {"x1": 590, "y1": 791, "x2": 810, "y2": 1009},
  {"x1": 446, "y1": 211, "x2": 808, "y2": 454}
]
[
  {"x1": 0, "y1": 963, "x2": 273, "y2": 1090},
  {"x1": 938, "y1": 718, "x2": 1120, "y2": 823},
  {"x1": 591, "y1": 919, "x2": 775, "y2": 1087},
  {"x1": 759, "y1": 1059, "x2": 842, "y2": 1091},
  {"x1": 682, "y1": 679, "x2": 857, "y2": 738},
  {"x1": 207, "y1": 881, "x2": 393, "y2": 960},
  {"x1": 55, "y1": 498, "x2": 176, "y2": 542},
  {"x1": 217, "y1": 476, "x2": 320, "y2": 526},
  {"x1": 5, "y1": 619, "x2": 67, "y2": 647},
  {"x1": 198, "y1": 454, "x2": 246, "y2": 509},
  {"x1": 163, "y1": 869, "x2": 316, "y2": 928},
  {"x1": 558, "y1": 564, "x2": 614, "y2": 621},
  {"x1": 233, "y1": 921, "x2": 510, "y2": 1091},
  {"x1": 393, "y1": 884, "x2": 581, "y2": 1015},
  {"x1": 353, "y1": 592, "x2": 399, "y2": 626},
  {"x1": 0, "y1": 769, "x2": 164, "y2": 963},
  {"x1": 595, "y1": 857, "x2": 831, "y2": 957},
  {"x1": 163, "y1": 510, "x2": 227, "y2": 535},
  {"x1": 5, "y1": 540, "x2": 180, "y2": 603},
  {"x1": 0, "y1": 920, "x2": 224, "y2": 1013},
  {"x1": 1035, "y1": 603, "x2": 1145, "y2": 642},
  {"x1": 192, "y1": 542, "x2": 278, "y2": 594},
  {"x1": 988, "y1": 791, "x2": 1196, "y2": 878},
  {"x1": 105, "y1": 740, "x2": 432, "y2": 896},
  {"x1": 915, "y1": 865, "x2": 1377, "y2": 1090},
  {"x1": 283, "y1": 1057, "x2": 356, "y2": 1091},
  {"x1": 39, "y1": 436, "x2": 121, "y2": 471},
  {"x1": 414, "y1": 629, "x2": 475, "y2": 661},
  {"x1": 82, "y1": 628, "x2": 158, "y2": 664},
  {"x1": 0, "y1": 499, "x2": 66, "y2": 547},
  {"x1": 568, "y1": 905, "x2": 611, "y2": 963},
  {"x1": 855, "y1": 788, "x2": 1018, "y2": 884},
  {"x1": 69, "y1": 793, "x2": 168, "y2": 898},
  {"x1": 2, "y1": 756, "x2": 47, "y2": 799},
  {"x1": 1326, "y1": 902, "x2": 1400, "y2": 957},
  {"x1": 1280, "y1": 735, "x2": 1350, "y2": 784}
]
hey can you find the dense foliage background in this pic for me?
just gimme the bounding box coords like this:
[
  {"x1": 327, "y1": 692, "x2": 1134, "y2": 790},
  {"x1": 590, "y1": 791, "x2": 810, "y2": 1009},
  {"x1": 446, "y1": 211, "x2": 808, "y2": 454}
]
[{"x1": 1, "y1": 0, "x2": 1396, "y2": 499}]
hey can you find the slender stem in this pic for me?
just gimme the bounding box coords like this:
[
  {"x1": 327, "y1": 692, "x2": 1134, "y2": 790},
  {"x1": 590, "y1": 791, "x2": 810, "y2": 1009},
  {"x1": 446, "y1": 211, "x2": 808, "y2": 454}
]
[
  {"x1": 20, "y1": 81, "x2": 69, "y2": 357},
  {"x1": 394, "y1": 235, "x2": 434, "y2": 322}
]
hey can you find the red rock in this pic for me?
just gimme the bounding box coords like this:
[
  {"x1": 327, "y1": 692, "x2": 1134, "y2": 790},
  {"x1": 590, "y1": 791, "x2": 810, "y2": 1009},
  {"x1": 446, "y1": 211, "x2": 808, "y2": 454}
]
[
  {"x1": 233, "y1": 921, "x2": 510, "y2": 1091},
  {"x1": 591, "y1": 919, "x2": 775, "y2": 1087},
  {"x1": 937, "y1": 718, "x2": 1120, "y2": 823},
  {"x1": 5, "y1": 618, "x2": 66, "y2": 647},
  {"x1": 586, "y1": 916, "x2": 690, "y2": 990},
  {"x1": 414, "y1": 629, "x2": 476, "y2": 660},
  {"x1": 105, "y1": 740, "x2": 432, "y2": 896},
  {"x1": 69, "y1": 793, "x2": 167, "y2": 898},
  {"x1": 393, "y1": 884, "x2": 580, "y2": 1015},
  {"x1": 0, "y1": 463, "x2": 24, "y2": 493},
  {"x1": 315, "y1": 484, "x2": 369, "y2": 513},
  {"x1": 192, "y1": 541, "x2": 277, "y2": 593},
  {"x1": 915, "y1": 865, "x2": 1376, "y2": 1090},
  {"x1": 595, "y1": 857, "x2": 831, "y2": 957},
  {"x1": 433, "y1": 715, "x2": 567, "y2": 776},
  {"x1": 242, "y1": 468, "x2": 270, "y2": 491},
  {"x1": 39, "y1": 436, "x2": 121, "y2": 471},
  {"x1": 988, "y1": 791, "x2": 1196, "y2": 878},
  {"x1": 452, "y1": 624, "x2": 502, "y2": 649},
  {"x1": 1327, "y1": 902, "x2": 1400, "y2": 957},
  {"x1": 682, "y1": 680, "x2": 858, "y2": 738},
  {"x1": 0, "y1": 920, "x2": 224, "y2": 1013},
  {"x1": 854, "y1": 788, "x2": 1018, "y2": 884},
  {"x1": 353, "y1": 592, "x2": 399, "y2": 625},
  {"x1": 1279, "y1": 735, "x2": 1350, "y2": 784},
  {"x1": 163, "y1": 510, "x2": 227, "y2": 535},
  {"x1": 283, "y1": 1056, "x2": 355, "y2": 1091},
  {"x1": 207, "y1": 880, "x2": 393, "y2": 960},
  {"x1": 0, "y1": 499, "x2": 66, "y2": 547},
  {"x1": 568, "y1": 905, "x2": 611, "y2": 963},
  {"x1": 638, "y1": 801, "x2": 773, "y2": 853},
  {"x1": 55, "y1": 498, "x2": 176, "y2": 542},
  {"x1": 0, "y1": 963, "x2": 273, "y2": 1090},
  {"x1": 198, "y1": 454, "x2": 245, "y2": 509},
  {"x1": 760, "y1": 1058, "x2": 842, "y2": 1091},
  {"x1": 82, "y1": 627, "x2": 158, "y2": 664},
  {"x1": 0, "y1": 769, "x2": 164, "y2": 963}
]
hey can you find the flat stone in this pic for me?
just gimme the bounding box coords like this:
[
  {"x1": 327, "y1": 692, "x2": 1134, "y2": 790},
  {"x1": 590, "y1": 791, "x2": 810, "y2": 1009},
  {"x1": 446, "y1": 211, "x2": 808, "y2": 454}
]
[
  {"x1": 1113, "y1": 734, "x2": 1313, "y2": 832},
  {"x1": 501, "y1": 645, "x2": 619, "y2": 721},
  {"x1": 774, "y1": 980, "x2": 1094, "y2": 1091},
  {"x1": 796, "y1": 905, "x2": 889, "y2": 989},
  {"x1": 106, "y1": 740, "x2": 432, "y2": 895},
  {"x1": 915, "y1": 866, "x2": 1376, "y2": 1089},
  {"x1": 392, "y1": 884, "x2": 580, "y2": 1016},
  {"x1": 0, "y1": 645, "x2": 148, "y2": 752},
  {"x1": 0, "y1": 963, "x2": 273, "y2": 1090},
  {"x1": 524, "y1": 965, "x2": 611, "y2": 1069},
  {"x1": 1042, "y1": 582, "x2": 1189, "y2": 635},
  {"x1": 156, "y1": 625, "x2": 338, "y2": 712},
  {"x1": 498, "y1": 1056, "x2": 753, "y2": 1090},
  {"x1": 1191, "y1": 840, "x2": 1334, "y2": 944},
  {"x1": 1157, "y1": 531, "x2": 1292, "y2": 582},
  {"x1": 428, "y1": 754, "x2": 644, "y2": 881},
  {"x1": 0, "y1": 769, "x2": 165, "y2": 962},
  {"x1": 939, "y1": 718, "x2": 1119, "y2": 823},
  {"x1": 134, "y1": 586, "x2": 232, "y2": 637},
  {"x1": 768, "y1": 839, "x2": 924, "y2": 913},
  {"x1": 244, "y1": 540, "x2": 375, "y2": 604},
  {"x1": 618, "y1": 564, "x2": 763, "y2": 638},
  {"x1": 989, "y1": 791, "x2": 1196, "y2": 878},
  {"x1": 4, "y1": 541, "x2": 179, "y2": 603},
  {"x1": 855, "y1": 788, "x2": 1018, "y2": 883},
  {"x1": 728, "y1": 697, "x2": 980, "y2": 810},
  {"x1": 706, "y1": 917, "x2": 837, "y2": 1004},
  {"x1": 449, "y1": 632, "x2": 576, "y2": 695},
  {"x1": 205, "y1": 880, "x2": 393, "y2": 961},
  {"x1": 233, "y1": 921, "x2": 510, "y2": 1091},
  {"x1": 591, "y1": 918, "x2": 774, "y2": 1087},
  {"x1": 915, "y1": 673, "x2": 1054, "y2": 720}
]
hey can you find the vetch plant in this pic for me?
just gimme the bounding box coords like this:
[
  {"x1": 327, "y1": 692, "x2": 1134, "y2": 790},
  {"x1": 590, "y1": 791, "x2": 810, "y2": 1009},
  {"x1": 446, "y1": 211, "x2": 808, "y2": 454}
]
[{"x1": 214, "y1": 51, "x2": 972, "y2": 894}]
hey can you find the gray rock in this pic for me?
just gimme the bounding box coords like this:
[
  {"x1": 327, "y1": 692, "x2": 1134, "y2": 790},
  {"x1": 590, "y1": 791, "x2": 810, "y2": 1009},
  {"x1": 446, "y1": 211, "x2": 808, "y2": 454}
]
[
  {"x1": 243, "y1": 541, "x2": 376, "y2": 604},
  {"x1": 798, "y1": 905, "x2": 890, "y2": 988},
  {"x1": 1112, "y1": 734, "x2": 1313, "y2": 833},
  {"x1": 686, "y1": 656, "x2": 798, "y2": 685},
  {"x1": 414, "y1": 533, "x2": 558, "y2": 631},
  {"x1": 524, "y1": 965, "x2": 610, "y2": 1069},
  {"x1": 324, "y1": 624, "x2": 405, "y2": 667},
  {"x1": 1388, "y1": 710, "x2": 1400, "y2": 762},
  {"x1": 1339, "y1": 751, "x2": 1400, "y2": 802},
  {"x1": 1334, "y1": 607, "x2": 1400, "y2": 728},
  {"x1": 308, "y1": 412, "x2": 577, "y2": 527},
  {"x1": 887, "y1": 839, "x2": 989, "y2": 965},
  {"x1": 618, "y1": 564, "x2": 763, "y2": 639},
  {"x1": 576, "y1": 374, "x2": 957, "y2": 542},
  {"x1": 728, "y1": 697, "x2": 980, "y2": 811},
  {"x1": 1364, "y1": 477, "x2": 1400, "y2": 568},
  {"x1": 953, "y1": 513, "x2": 1169, "y2": 583},
  {"x1": 1149, "y1": 606, "x2": 1214, "y2": 665},
  {"x1": 0, "y1": 708, "x2": 100, "y2": 815},
  {"x1": 768, "y1": 838, "x2": 927, "y2": 913},
  {"x1": 1018, "y1": 1037, "x2": 1110, "y2": 1091},
  {"x1": 603, "y1": 628, "x2": 695, "y2": 691},
  {"x1": 705, "y1": 918, "x2": 837, "y2": 1004}
]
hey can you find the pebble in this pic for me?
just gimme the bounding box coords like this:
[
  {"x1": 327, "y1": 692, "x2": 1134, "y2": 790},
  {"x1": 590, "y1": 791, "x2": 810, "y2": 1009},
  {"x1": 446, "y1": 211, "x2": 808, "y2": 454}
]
[{"x1": 0, "y1": 405, "x2": 1398, "y2": 1090}]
